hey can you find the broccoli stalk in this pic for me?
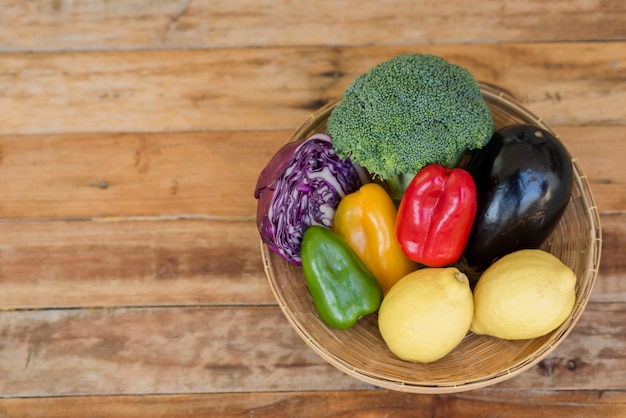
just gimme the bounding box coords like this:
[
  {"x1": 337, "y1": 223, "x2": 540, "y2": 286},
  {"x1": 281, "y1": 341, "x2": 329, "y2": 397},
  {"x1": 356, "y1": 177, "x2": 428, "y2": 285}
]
[
  {"x1": 327, "y1": 53, "x2": 494, "y2": 202},
  {"x1": 384, "y1": 146, "x2": 469, "y2": 203}
]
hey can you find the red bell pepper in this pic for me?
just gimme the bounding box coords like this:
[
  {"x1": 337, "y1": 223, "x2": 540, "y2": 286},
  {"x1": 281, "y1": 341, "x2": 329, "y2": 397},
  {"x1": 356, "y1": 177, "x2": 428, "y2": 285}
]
[{"x1": 395, "y1": 164, "x2": 477, "y2": 267}]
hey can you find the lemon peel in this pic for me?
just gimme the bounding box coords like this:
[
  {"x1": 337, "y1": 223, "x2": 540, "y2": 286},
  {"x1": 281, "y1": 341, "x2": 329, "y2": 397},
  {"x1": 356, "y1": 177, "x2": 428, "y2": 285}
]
[
  {"x1": 378, "y1": 267, "x2": 473, "y2": 363},
  {"x1": 470, "y1": 249, "x2": 576, "y2": 340}
]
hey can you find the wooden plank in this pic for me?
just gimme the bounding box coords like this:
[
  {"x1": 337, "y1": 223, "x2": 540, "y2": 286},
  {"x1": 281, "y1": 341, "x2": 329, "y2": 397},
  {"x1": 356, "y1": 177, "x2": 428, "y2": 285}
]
[
  {"x1": 558, "y1": 126, "x2": 626, "y2": 214},
  {"x1": 0, "y1": 42, "x2": 624, "y2": 135},
  {"x1": 0, "y1": 125, "x2": 621, "y2": 309},
  {"x1": 1, "y1": 390, "x2": 625, "y2": 418},
  {"x1": 0, "y1": 213, "x2": 623, "y2": 310},
  {"x1": 593, "y1": 213, "x2": 626, "y2": 303},
  {"x1": 0, "y1": 126, "x2": 623, "y2": 222},
  {"x1": 0, "y1": 131, "x2": 279, "y2": 219},
  {"x1": 0, "y1": 219, "x2": 273, "y2": 309},
  {"x1": 0, "y1": 0, "x2": 624, "y2": 52},
  {"x1": 0, "y1": 303, "x2": 623, "y2": 397},
  {"x1": 0, "y1": 306, "x2": 368, "y2": 397},
  {"x1": 499, "y1": 303, "x2": 626, "y2": 390}
]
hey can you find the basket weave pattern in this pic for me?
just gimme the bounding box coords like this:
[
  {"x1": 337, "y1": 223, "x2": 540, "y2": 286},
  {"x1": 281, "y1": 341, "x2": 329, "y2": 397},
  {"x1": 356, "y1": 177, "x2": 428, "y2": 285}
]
[{"x1": 261, "y1": 84, "x2": 602, "y2": 393}]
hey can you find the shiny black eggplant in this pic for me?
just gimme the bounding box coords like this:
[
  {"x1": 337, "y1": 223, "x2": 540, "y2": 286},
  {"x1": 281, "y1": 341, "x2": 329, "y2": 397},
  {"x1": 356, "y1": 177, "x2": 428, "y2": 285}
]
[{"x1": 461, "y1": 124, "x2": 573, "y2": 272}]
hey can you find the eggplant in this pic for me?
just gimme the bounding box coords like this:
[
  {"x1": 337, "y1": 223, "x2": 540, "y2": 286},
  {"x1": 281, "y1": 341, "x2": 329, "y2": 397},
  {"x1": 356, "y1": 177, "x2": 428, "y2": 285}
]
[{"x1": 461, "y1": 124, "x2": 573, "y2": 272}]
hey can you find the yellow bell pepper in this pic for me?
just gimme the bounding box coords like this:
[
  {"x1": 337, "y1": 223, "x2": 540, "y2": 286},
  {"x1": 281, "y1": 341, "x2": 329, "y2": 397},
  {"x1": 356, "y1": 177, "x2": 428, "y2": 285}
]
[{"x1": 333, "y1": 183, "x2": 417, "y2": 294}]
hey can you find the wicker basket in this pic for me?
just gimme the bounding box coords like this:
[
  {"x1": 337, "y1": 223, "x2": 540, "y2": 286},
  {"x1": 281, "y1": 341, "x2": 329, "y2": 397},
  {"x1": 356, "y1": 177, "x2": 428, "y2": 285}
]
[{"x1": 260, "y1": 83, "x2": 602, "y2": 393}]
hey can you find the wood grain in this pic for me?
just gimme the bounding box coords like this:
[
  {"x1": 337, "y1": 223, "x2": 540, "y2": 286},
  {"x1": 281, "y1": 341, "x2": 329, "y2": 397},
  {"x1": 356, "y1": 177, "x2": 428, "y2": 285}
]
[
  {"x1": 0, "y1": 212, "x2": 621, "y2": 309},
  {"x1": 0, "y1": 306, "x2": 367, "y2": 397},
  {"x1": 0, "y1": 0, "x2": 624, "y2": 412},
  {"x1": 0, "y1": 123, "x2": 622, "y2": 311},
  {"x1": 1, "y1": 0, "x2": 624, "y2": 52},
  {"x1": 593, "y1": 214, "x2": 626, "y2": 303},
  {"x1": 0, "y1": 219, "x2": 272, "y2": 309},
  {"x1": 0, "y1": 126, "x2": 623, "y2": 222},
  {"x1": 0, "y1": 131, "x2": 276, "y2": 219},
  {"x1": 0, "y1": 303, "x2": 623, "y2": 397},
  {"x1": 0, "y1": 212, "x2": 622, "y2": 310},
  {"x1": 1, "y1": 389, "x2": 625, "y2": 418},
  {"x1": 558, "y1": 126, "x2": 626, "y2": 213},
  {"x1": 1, "y1": 42, "x2": 624, "y2": 135}
]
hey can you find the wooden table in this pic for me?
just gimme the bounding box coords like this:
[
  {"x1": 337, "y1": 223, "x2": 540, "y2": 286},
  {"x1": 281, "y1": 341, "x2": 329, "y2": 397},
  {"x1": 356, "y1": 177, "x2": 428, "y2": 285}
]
[{"x1": 0, "y1": 1, "x2": 624, "y2": 416}]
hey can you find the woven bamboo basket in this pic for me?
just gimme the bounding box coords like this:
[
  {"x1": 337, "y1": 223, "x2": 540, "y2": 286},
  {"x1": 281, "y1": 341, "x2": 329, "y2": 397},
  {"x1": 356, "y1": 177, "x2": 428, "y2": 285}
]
[{"x1": 260, "y1": 83, "x2": 602, "y2": 393}]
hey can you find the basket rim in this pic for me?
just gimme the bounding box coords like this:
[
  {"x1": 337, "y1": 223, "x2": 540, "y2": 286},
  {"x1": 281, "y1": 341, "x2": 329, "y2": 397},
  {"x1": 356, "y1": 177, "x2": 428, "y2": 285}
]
[{"x1": 260, "y1": 83, "x2": 602, "y2": 393}]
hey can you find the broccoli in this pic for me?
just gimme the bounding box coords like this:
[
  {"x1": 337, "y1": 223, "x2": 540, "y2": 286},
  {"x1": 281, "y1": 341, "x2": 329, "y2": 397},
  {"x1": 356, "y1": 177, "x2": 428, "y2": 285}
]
[{"x1": 327, "y1": 53, "x2": 494, "y2": 198}]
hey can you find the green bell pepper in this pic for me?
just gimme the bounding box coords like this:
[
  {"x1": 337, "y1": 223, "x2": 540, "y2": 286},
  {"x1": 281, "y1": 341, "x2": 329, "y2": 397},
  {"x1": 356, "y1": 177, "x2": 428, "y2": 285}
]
[{"x1": 301, "y1": 225, "x2": 383, "y2": 330}]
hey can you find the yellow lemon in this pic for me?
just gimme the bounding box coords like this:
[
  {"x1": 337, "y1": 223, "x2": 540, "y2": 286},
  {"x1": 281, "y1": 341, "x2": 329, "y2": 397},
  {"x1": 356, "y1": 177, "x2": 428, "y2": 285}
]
[
  {"x1": 471, "y1": 249, "x2": 576, "y2": 340},
  {"x1": 378, "y1": 267, "x2": 473, "y2": 363}
]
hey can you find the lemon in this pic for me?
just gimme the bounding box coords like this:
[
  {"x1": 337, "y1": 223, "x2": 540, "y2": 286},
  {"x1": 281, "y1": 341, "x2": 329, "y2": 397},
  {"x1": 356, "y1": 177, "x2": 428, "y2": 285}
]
[
  {"x1": 471, "y1": 249, "x2": 576, "y2": 340},
  {"x1": 378, "y1": 267, "x2": 473, "y2": 363}
]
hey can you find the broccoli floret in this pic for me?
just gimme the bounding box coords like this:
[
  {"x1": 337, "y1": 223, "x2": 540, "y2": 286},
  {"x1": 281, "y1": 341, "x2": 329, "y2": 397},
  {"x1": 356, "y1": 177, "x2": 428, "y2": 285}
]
[{"x1": 327, "y1": 53, "x2": 494, "y2": 185}]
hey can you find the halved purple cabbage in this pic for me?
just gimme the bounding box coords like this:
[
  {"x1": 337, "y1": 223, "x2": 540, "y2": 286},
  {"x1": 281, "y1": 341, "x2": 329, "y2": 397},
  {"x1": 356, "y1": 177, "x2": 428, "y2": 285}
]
[{"x1": 255, "y1": 133, "x2": 368, "y2": 265}]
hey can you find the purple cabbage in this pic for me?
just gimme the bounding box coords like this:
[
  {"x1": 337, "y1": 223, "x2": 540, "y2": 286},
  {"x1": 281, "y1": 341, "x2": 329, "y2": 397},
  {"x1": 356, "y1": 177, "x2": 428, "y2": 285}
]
[{"x1": 254, "y1": 133, "x2": 368, "y2": 265}]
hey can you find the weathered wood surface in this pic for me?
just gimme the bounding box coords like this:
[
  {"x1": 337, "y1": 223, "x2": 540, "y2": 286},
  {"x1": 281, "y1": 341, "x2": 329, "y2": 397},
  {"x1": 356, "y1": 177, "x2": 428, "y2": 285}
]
[
  {"x1": 0, "y1": 126, "x2": 622, "y2": 220},
  {"x1": 2, "y1": 390, "x2": 625, "y2": 418},
  {"x1": 0, "y1": 0, "x2": 625, "y2": 416},
  {"x1": 0, "y1": 213, "x2": 623, "y2": 310},
  {"x1": 0, "y1": 213, "x2": 626, "y2": 309},
  {"x1": 1, "y1": 42, "x2": 625, "y2": 135},
  {"x1": 1, "y1": 0, "x2": 624, "y2": 52},
  {"x1": 0, "y1": 303, "x2": 624, "y2": 397},
  {"x1": 0, "y1": 128, "x2": 622, "y2": 310}
]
